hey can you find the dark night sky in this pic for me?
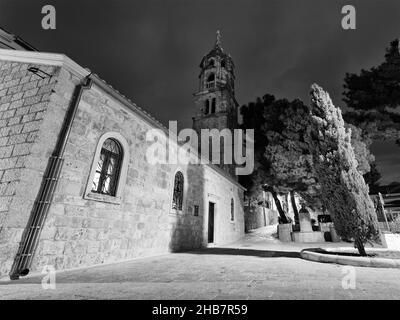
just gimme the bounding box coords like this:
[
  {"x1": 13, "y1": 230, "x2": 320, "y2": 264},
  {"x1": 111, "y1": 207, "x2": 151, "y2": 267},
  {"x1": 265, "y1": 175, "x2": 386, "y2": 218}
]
[{"x1": 1, "y1": 0, "x2": 400, "y2": 184}]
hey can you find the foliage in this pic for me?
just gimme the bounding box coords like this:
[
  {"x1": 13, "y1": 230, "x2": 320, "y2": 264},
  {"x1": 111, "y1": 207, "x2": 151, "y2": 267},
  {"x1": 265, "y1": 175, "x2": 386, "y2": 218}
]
[
  {"x1": 240, "y1": 93, "x2": 376, "y2": 220},
  {"x1": 391, "y1": 215, "x2": 400, "y2": 234},
  {"x1": 346, "y1": 123, "x2": 374, "y2": 174},
  {"x1": 240, "y1": 95, "x2": 318, "y2": 222},
  {"x1": 363, "y1": 163, "x2": 382, "y2": 194},
  {"x1": 307, "y1": 84, "x2": 380, "y2": 256},
  {"x1": 343, "y1": 39, "x2": 400, "y2": 111},
  {"x1": 343, "y1": 39, "x2": 400, "y2": 150}
]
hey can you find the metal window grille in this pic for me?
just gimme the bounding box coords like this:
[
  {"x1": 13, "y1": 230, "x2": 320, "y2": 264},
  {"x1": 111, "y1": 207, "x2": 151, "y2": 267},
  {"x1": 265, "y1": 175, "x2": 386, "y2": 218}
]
[
  {"x1": 172, "y1": 171, "x2": 184, "y2": 210},
  {"x1": 91, "y1": 138, "x2": 122, "y2": 196}
]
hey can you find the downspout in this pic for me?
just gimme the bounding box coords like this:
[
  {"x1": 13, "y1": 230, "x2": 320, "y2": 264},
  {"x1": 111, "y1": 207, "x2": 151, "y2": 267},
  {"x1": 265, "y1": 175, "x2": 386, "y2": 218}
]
[{"x1": 10, "y1": 75, "x2": 92, "y2": 280}]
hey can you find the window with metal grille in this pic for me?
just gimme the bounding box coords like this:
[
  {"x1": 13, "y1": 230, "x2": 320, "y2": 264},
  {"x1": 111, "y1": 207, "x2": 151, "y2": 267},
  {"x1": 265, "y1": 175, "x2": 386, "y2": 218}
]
[
  {"x1": 91, "y1": 138, "x2": 122, "y2": 196},
  {"x1": 231, "y1": 198, "x2": 234, "y2": 221},
  {"x1": 172, "y1": 171, "x2": 184, "y2": 210}
]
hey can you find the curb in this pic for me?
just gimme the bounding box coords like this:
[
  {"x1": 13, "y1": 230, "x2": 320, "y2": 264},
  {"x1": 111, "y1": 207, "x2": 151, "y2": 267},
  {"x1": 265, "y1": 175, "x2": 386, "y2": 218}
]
[{"x1": 300, "y1": 249, "x2": 400, "y2": 268}]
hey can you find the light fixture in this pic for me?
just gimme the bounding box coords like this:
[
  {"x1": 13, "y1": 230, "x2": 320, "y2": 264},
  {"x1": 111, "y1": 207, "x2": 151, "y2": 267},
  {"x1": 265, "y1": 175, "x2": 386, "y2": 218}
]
[{"x1": 27, "y1": 67, "x2": 52, "y2": 79}]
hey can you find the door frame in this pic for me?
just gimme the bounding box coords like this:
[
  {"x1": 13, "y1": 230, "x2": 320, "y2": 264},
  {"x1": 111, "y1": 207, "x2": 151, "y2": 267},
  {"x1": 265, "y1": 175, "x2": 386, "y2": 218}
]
[{"x1": 207, "y1": 201, "x2": 216, "y2": 244}]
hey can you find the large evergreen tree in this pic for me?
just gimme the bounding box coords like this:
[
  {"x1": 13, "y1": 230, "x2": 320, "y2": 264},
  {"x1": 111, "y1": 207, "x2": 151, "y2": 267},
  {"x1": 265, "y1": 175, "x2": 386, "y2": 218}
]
[
  {"x1": 240, "y1": 94, "x2": 375, "y2": 223},
  {"x1": 308, "y1": 84, "x2": 380, "y2": 256}
]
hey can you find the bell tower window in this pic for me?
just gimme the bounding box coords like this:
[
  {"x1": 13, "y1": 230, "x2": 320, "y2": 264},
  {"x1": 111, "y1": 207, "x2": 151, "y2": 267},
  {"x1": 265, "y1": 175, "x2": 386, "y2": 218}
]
[
  {"x1": 204, "y1": 100, "x2": 210, "y2": 114},
  {"x1": 211, "y1": 98, "x2": 216, "y2": 113},
  {"x1": 207, "y1": 73, "x2": 215, "y2": 82}
]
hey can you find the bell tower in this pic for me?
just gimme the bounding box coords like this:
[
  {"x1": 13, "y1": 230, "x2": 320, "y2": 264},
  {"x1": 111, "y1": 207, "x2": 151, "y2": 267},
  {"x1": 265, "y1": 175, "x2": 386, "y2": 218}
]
[{"x1": 192, "y1": 31, "x2": 239, "y2": 176}]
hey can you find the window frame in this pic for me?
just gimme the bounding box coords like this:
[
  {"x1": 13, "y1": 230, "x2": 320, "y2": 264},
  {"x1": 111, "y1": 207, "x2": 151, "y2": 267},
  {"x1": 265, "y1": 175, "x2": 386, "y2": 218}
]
[
  {"x1": 84, "y1": 132, "x2": 130, "y2": 205},
  {"x1": 170, "y1": 168, "x2": 187, "y2": 214},
  {"x1": 91, "y1": 138, "x2": 122, "y2": 196},
  {"x1": 172, "y1": 171, "x2": 184, "y2": 211},
  {"x1": 207, "y1": 73, "x2": 215, "y2": 82},
  {"x1": 211, "y1": 98, "x2": 216, "y2": 113}
]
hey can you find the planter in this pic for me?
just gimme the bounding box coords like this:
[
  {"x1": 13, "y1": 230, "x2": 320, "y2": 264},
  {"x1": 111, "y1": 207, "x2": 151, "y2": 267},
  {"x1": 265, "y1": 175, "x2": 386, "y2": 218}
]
[
  {"x1": 278, "y1": 223, "x2": 292, "y2": 242},
  {"x1": 381, "y1": 232, "x2": 400, "y2": 250},
  {"x1": 330, "y1": 225, "x2": 340, "y2": 242}
]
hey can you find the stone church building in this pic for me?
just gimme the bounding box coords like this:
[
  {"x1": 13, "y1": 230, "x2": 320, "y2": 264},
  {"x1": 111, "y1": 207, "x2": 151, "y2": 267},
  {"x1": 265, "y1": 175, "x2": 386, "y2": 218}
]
[{"x1": 0, "y1": 29, "x2": 245, "y2": 279}]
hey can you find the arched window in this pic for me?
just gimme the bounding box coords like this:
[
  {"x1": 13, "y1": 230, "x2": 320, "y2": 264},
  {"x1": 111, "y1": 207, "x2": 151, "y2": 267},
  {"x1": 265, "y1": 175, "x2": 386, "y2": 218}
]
[
  {"x1": 207, "y1": 73, "x2": 215, "y2": 82},
  {"x1": 221, "y1": 60, "x2": 226, "y2": 68},
  {"x1": 211, "y1": 98, "x2": 216, "y2": 113},
  {"x1": 208, "y1": 59, "x2": 215, "y2": 67},
  {"x1": 172, "y1": 171, "x2": 184, "y2": 210},
  {"x1": 231, "y1": 198, "x2": 234, "y2": 221},
  {"x1": 204, "y1": 100, "x2": 210, "y2": 114},
  {"x1": 91, "y1": 138, "x2": 122, "y2": 196}
]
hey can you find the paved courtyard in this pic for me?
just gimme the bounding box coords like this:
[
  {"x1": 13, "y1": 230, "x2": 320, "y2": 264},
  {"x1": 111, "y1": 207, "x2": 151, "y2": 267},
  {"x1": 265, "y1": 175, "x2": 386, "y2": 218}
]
[{"x1": 1, "y1": 227, "x2": 400, "y2": 299}]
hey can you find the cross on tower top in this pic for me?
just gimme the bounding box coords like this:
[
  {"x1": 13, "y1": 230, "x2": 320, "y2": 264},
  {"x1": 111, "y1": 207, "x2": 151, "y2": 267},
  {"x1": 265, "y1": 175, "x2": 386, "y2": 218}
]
[{"x1": 215, "y1": 30, "x2": 222, "y2": 47}]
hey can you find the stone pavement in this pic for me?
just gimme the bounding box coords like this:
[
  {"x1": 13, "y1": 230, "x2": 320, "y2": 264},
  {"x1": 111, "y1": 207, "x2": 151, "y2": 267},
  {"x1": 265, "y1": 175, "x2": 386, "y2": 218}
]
[{"x1": 1, "y1": 226, "x2": 400, "y2": 300}]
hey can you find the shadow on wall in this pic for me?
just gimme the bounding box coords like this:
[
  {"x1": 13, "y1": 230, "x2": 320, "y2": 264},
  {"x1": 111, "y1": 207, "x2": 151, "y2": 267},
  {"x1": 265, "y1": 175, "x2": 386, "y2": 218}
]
[
  {"x1": 187, "y1": 247, "x2": 301, "y2": 259},
  {"x1": 169, "y1": 164, "x2": 205, "y2": 252}
]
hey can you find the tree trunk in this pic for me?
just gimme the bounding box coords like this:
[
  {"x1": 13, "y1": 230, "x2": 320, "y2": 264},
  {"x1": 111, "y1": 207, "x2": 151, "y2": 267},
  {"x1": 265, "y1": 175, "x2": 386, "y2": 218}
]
[
  {"x1": 290, "y1": 191, "x2": 299, "y2": 225},
  {"x1": 355, "y1": 237, "x2": 367, "y2": 256},
  {"x1": 265, "y1": 186, "x2": 288, "y2": 224}
]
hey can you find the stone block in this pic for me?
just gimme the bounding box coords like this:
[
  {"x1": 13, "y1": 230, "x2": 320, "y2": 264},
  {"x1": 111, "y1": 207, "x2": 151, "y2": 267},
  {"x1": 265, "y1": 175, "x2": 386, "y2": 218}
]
[
  {"x1": 278, "y1": 223, "x2": 292, "y2": 242},
  {"x1": 22, "y1": 120, "x2": 40, "y2": 133},
  {"x1": 2, "y1": 109, "x2": 16, "y2": 119},
  {"x1": 11, "y1": 92, "x2": 24, "y2": 102},
  {"x1": 12, "y1": 143, "x2": 30, "y2": 156},
  {"x1": 15, "y1": 105, "x2": 30, "y2": 116},
  {"x1": 9, "y1": 100, "x2": 24, "y2": 112},
  {"x1": 8, "y1": 124, "x2": 23, "y2": 135},
  {"x1": 0, "y1": 103, "x2": 10, "y2": 112},
  {"x1": 292, "y1": 231, "x2": 325, "y2": 243},
  {"x1": 0, "y1": 145, "x2": 13, "y2": 158},
  {"x1": 24, "y1": 95, "x2": 42, "y2": 106}
]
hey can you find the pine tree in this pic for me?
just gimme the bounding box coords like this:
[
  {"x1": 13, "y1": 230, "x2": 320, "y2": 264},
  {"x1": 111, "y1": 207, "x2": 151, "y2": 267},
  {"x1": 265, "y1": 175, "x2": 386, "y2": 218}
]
[{"x1": 343, "y1": 39, "x2": 400, "y2": 111}]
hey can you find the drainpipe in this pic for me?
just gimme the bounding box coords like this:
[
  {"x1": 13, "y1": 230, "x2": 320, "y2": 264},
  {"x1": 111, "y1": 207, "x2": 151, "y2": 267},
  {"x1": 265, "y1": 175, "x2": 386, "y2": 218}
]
[{"x1": 10, "y1": 75, "x2": 92, "y2": 280}]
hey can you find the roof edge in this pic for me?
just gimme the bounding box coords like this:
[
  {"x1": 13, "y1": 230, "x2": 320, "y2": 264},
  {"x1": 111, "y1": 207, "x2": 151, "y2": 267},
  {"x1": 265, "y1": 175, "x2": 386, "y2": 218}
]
[{"x1": 0, "y1": 48, "x2": 89, "y2": 78}]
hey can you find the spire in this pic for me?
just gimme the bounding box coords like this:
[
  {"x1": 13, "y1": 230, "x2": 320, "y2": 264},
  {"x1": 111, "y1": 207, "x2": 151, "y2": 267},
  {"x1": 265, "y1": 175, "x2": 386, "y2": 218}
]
[{"x1": 215, "y1": 30, "x2": 222, "y2": 48}]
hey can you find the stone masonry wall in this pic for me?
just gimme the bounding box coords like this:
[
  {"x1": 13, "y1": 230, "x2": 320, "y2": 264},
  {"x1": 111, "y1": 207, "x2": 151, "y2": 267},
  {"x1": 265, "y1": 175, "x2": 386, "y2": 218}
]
[
  {"x1": 0, "y1": 61, "x2": 65, "y2": 276},
  {"x1": 22, "y1": 66, "x2": 245, "y2": 275}
]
